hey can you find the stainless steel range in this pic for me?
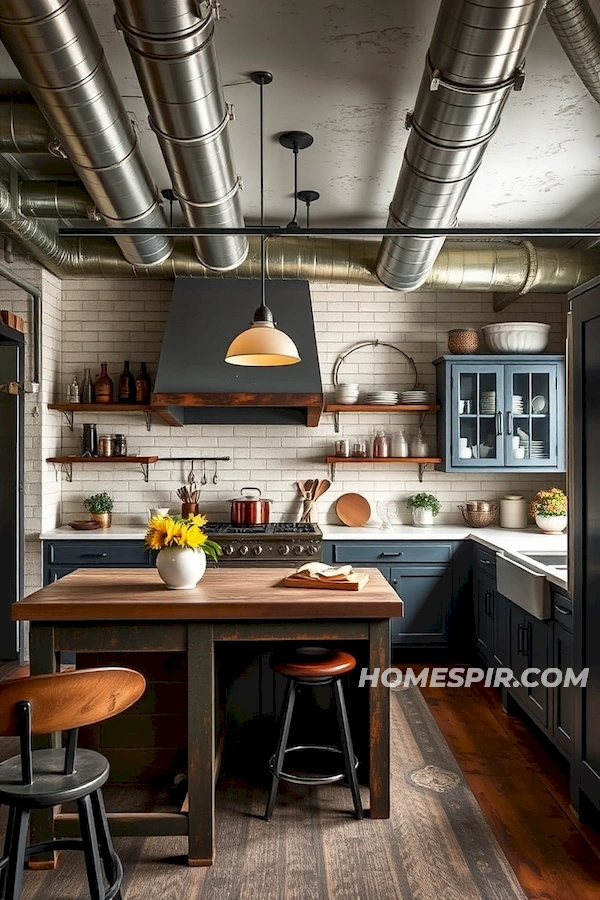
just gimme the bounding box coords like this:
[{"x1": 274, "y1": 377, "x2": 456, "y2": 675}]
[{"x1": 207, "y1": 523, "x2": 322, "y2": 566}]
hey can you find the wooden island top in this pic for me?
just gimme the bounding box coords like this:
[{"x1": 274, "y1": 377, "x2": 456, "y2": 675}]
[{"x1": 13, "y1": 566, "x2": 403, "y2": 622}]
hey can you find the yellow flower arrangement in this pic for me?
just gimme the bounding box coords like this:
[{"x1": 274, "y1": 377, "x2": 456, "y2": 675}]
[
  {"x1": 529, "y1": 488, "x2": 567, "y2": 518},
  {"x1": 145, "y1": 513, "x2": 222, "y2": 561}
]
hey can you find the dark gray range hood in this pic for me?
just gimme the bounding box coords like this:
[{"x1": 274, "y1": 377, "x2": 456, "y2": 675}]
[{"x1": 152, "y1": 279, "x2": 323, "y2": 426}]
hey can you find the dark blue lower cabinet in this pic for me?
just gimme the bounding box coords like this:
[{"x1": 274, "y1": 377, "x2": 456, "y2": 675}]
[
  {"x1": 553, "y1": 622, "x2": 574, "y2": 757},
  {"x1": 508, "y1": 603, "x2": 550, "y2": 731},
  {"x1": 387, "y1": 564, "x2": 452, "y2": 646},
  {"x1": 43, "y1": 540, "x2": 153, "y2": 585}
]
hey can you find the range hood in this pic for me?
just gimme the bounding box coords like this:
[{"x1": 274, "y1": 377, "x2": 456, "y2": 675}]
[{"x1": 152, "y1": 279, "x2": 323, "y2": 426}]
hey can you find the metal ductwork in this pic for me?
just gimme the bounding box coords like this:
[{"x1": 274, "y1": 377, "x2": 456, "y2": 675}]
[
  {"x1": 1, "y1": 168, "x2": 598, "y2": 292},
  {"x1": 0, "y1": 0, "x2": 173, "y2": 268},
  {"x1": 114, "y1": 0, "x2": 247, "y2": 272},
  {"x1": 376, "y1": 0, "x2": 547, "y2": 292},
  {"x1": 18, "y1": 181, "x2": 99, "y2": 222},
  {"x1": 0, "y1": 98, "x2": 57, "y2": 154},
  {"x1": 546, "y1": 0, "x2": 600, "y2": 104}
]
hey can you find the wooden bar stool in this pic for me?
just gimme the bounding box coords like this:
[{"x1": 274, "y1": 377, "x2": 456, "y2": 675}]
[
  {"x1": 0, "y1": 667, "x2": 146, "y2": 900},
  {"x1": 265, "y1": 646, "x2": 363, "y2": 821}
]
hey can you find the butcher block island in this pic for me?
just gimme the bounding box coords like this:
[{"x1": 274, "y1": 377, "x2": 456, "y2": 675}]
[{"x1": 13, "y1": 566, "x2": 402, "y2": 866}]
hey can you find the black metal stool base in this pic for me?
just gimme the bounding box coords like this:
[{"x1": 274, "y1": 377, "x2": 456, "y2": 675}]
[{"x1": 265, "y1": 676, "x2": 364, "y2": 821}]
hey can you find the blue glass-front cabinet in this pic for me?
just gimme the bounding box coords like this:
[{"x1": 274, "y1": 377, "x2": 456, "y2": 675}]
[{"x1": 434, "y1": 355, "x2": 565, "y2": 472}]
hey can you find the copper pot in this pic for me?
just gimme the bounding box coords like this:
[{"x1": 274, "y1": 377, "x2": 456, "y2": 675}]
[{"x1": 230, "y1": 487, "x2": 271, "y2": 525}]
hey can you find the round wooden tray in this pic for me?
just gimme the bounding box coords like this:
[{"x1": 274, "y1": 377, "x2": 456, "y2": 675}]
[{"x1": 335, "y1": 493, "x2": 371, "y2": 527}]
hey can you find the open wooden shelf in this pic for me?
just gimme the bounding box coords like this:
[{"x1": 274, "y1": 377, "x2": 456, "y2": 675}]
[
  {"x1": 46, "y1": 455, "x2": 159, "y2": 482},
  {"x1": 48, "y1": 403, "x2": 183, "y2": 430},
  {"x1": 325, "y1": 404, "x2": 440, "y2": 413},
  {"x1": 325, "y1": 455, "x2": 442, "y2": 482}
]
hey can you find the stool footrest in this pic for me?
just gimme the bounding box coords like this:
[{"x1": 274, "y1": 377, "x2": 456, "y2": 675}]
[{"x1": 269, "y1": 744, "x2": 359, "y2": 786}]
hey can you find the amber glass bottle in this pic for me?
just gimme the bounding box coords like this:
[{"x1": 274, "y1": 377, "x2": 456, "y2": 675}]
[
  {"x1": 118, "y1": 360, "x2": 135, "y2": 403},
  {"x1": 94, "y1": 363, "x2": 113, "y2": 403},
  {"x1": 135, "y1": 362, "x2": 151, "y2": 403}
]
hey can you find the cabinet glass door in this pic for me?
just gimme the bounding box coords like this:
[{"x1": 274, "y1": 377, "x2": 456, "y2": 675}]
[
  {"x1": 451, "y1": 366, "x2": 504, "y2": 467},
  {"x1": 505, "y1": 365, "x2": 558, "y2": 467}
]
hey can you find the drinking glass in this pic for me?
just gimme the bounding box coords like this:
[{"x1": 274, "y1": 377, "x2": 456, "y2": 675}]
[{"x1": 377, "y1": 501, "x2": 398, "y2": 530}]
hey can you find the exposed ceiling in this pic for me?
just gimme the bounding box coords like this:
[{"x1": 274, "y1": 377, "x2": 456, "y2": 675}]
[{"x1": 0, "y1": 0, "x2": 598, "y2": 236}]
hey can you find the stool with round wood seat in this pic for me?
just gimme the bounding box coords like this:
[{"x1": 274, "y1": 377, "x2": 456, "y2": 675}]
[
  {"x1": 0, "y1": 667, "x2": 146, "y2": 900},
  {"x1": 264, "y1": 647, "x2": 363, "y2": 821}
]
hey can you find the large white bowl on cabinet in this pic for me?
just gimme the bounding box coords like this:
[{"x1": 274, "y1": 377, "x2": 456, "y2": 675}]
[{"x1": 481, "y1": 322, "x2": 550, "y2": 353}]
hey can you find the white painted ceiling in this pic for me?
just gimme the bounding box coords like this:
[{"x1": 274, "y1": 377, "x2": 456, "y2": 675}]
[{"x1": 0, "y1": 0, "x2": 599, "y2": 231}]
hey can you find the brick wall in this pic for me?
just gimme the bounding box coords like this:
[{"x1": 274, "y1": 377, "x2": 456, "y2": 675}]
[{"x1": 54, "y1": 277, "x2": 567, "y2": 531}]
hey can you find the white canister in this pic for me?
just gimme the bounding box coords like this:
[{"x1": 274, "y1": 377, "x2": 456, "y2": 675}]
[{"x1": 499, "y1": 495, "x2": 527, "y2": 529}]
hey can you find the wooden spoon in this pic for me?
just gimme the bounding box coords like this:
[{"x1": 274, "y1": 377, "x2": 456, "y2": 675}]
[
  {"x1": 312, "y1": 478, "x2": 331, "y2": 500},
  {"x1": 297, "y1": 479, "x2": 309, "y2": 498},
  {"x1": 303, "y1": 479, "x2": 315, "y2": 498},
  {"x1": 310, "y1": 478, "x2": 320, "y2": 500}
]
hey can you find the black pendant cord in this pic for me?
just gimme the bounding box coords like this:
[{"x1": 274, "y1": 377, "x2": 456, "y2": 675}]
[
  {"x1": 298, "y1": 190, "x2": 319, "y2": 229},
  {"x1": 251, "y1": 71, "x2": 274, "y2": 324},
  {"x1": 288, "y1": 149, "x2": 299, "y2": 227}
]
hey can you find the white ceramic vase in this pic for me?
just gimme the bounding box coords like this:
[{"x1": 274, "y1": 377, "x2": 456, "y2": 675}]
[
  {"x1": 411, "y1": 508, "x2": 434, "y2": 527},
  {"x1": 156, "y1": 546, "x2": 206, "y2": 589},
  {"x1": 535, "y1": 513, "x2": 567, "y2": 534}
]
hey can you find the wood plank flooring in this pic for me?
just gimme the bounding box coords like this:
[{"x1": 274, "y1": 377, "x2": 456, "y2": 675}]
[{"x1": 3, "y1": 664, "x2": 600, "y2": 898}]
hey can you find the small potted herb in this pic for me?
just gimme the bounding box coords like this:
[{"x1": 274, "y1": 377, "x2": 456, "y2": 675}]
[
  {"x1": 84, "y1": 491, "x2": 114, "y2": 529},
  {"x1": 406, "y1": 492, "x2": 441, "y2": 528},
  {"x1": 529, "y1": 488, "x2": 567, "y2": 533}
]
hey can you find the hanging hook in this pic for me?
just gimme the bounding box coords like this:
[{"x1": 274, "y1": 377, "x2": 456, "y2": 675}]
[
  {"x1": 201, "y1": 459, "x2": 207, "y2": 485},
  {"x1": 213, "y1": 460, "x2": 219, "y2": 484}
]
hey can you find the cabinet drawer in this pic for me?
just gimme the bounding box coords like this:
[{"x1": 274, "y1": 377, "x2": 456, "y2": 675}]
[
  {"x1": 332, "y1": 542, "x2": 454, "y2": 565},
  {"x1": 46, "y1": 541, "x2": 151, "y2": 567},
  {"x1": 473, "y1": 545, "x2": 496, "y2": 573},
  {"x1": 552, "y1": 590, "x2": 573, "y2": 632}
]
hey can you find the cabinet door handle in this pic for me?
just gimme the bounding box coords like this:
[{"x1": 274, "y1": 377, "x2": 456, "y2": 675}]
[
  {"x1": 479, "y1": 558, "x2": 493, "y2": 566},
  {"x1": 507, "y1": 410, "x2": 513, "y2": 432},
  {"x1": 496, "y1": 411, "x2": 503, "y2": 435},
  {"x1": 524, "y1": 623, "x2": 531, "y2": 661},
  {"x1": 517, "y1": 623, "x2": 524, "y2": 655},
  {"x1": 392, "y1": 579, "x2": 398, "y2": 587},
  {"x1": 555, "y1": 605, "x2": 571, "y2": 616},
  {"x1": 380, "y1": 552, "x2": 403, "y2": 557},
  {"x1": 82, "y1": 552, "x2": 108, "y2": 558}
]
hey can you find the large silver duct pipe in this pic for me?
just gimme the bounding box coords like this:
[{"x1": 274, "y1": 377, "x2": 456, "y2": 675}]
[
  {"x1": 114, "y1": 0, "x2": 247, "y2": 272},
  {"x1": 376, "y1": 0, "x2": 546, "y2": 292},
  {"x1": 546, "y1": 0, "x2": 600, "y2": 104},
  {"x1": 0, "y1": 0, "x2": 173, "y2": 268},
  {"x1": 0, "y1": 172, "x2": 598, "y2": 291},
  {"x1": 18, "y1": 181, "x2": 99, "y2": 222}
]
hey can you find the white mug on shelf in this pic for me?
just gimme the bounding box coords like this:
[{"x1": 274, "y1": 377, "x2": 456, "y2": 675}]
[
  {"x1": 459, "y1": 447, "x2": 473, "y2": 459},
  {"x1": 512, "y1": 436, "x2": 520, "y2": 450},
  {"x1": 513, "y1": 447, "x2": 525, "y2": 459},
  {"x1": 459, "y1": 437, "x2": 469, "y2": 450},
  {"x1": 148, "y1": 507, "x2": 170, "y2": 521}
]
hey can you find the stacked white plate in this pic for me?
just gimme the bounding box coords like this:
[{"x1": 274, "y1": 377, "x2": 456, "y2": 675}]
[
  {"x1": 512, "y1": 394, "x2": 524, "y2": 414},
  {"x1": 481, "y1": 390, "x2": 496, "y2": 414},
  {"x1": 400, "y1": 390, "x2": 431, "y2": 405},
  {"x1": 365, "y1": 391, "x2": 399, "y2": 405},
  {"x1": 520, "y1": 439, "x2": 546, "y2": 458},
  {"x1": 335, "y1": 383, "x2": 360, "y2": 404}
]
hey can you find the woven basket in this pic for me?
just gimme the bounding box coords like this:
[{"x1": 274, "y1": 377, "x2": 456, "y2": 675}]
[{"x1": 448, "y1": 329, "x2": 479, "y2": 354}]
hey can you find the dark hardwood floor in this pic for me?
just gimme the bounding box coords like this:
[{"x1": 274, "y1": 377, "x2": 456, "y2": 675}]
[{"x1": 3, "y1": 663, "x2": 600, "y2": 898}]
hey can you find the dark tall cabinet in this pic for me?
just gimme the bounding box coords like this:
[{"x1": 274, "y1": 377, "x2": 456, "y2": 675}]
[
  {"x1": 569, "y1": 275, "x2": 600, "y2": 811},
  {"x1": 0, "y1": 322, "x2": 24, "y2": 662}
]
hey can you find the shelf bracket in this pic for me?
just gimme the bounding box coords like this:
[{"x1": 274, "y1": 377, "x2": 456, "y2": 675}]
[
  {"x1": 60, "y1": 410, "x2": 74, "y2": 432},
  {"x1": 143, "y1": 410, "x2": 152, "y2": 432},
  {"x1": 61, "y1": 462, "x2": 73, "y2": 483},
  {"x1": 333, "y1": 410, "x2": 340, "y2": 433},
  {"x1": 418, "y1": 463, "x2": 429, "y2": 483},
  {"x1": 140, "y1": 461, "x2": 150, "y2": 482},
  {"x1": 330, "y1": 462, "x2": 336, "y2": 481}
]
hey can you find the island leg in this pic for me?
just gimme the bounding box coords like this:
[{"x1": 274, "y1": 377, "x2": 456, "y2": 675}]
[
  {"x1": 28, "y1": 623, "x2": 60, "y2": 868},
  {"x1": 187, "y1": 623, "x2": 215, "y2": 866},
  {"x1": 368, "y1": 618, "x2": 391, "y2": 819}
]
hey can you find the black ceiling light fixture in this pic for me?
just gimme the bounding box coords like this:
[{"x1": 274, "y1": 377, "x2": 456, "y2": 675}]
[
  {"x1": 279, "y1": 131, "x2": 313, "y2": 228},
  {"x1": 225, "y1": 72, "x2": 301, "y2": 367},
  {"x1": 297, "y1": 189, "x2": 320, "y2": 228}
]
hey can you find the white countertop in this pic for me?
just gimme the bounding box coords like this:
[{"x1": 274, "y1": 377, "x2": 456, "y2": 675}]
[{"x1": 40, "y1": 523, "x2": 568, "y2": 590}]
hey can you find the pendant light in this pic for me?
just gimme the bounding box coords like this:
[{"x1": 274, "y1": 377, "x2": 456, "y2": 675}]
[{"x1": 225, "y1": 72, "x2": 301, "y2": 367}]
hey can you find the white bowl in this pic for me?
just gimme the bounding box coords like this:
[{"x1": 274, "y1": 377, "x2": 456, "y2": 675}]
[{"x1": 481, "y1": 322, "x2": 550, "y2": 354}]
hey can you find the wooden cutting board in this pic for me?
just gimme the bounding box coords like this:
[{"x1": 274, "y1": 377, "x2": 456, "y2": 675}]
[
  {"x1": 335, "y1": 492, "x2": 371, "y2": 527},
  {"x1": 283, "y1": 571, "x2": 370, "y2": 591}
]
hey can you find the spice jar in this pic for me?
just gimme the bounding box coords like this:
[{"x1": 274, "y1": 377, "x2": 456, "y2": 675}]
[
  {"x1": 410, "y1": 428, "x2": 429, "y2": 458},
  {"x1": 113, "y1": 434, "x2": 128, "y2": 457},
  {"x1": 335, "y1": 438, "x2": 350, "y2": 457},
  {"x1": 351, "y1": 440, "x2": 368, "y2": 458},
  {"x1": 98, "y1": 434, "x2": 114, "y2": 457},
  {"x1": 373, "y1": 430, "x2": 390, "y2": 458}
]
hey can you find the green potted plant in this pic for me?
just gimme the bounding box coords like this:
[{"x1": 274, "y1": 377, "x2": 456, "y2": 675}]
[
  {"x1": 529, "y1": 488, "x2": 567, "y2": 533},
  {"x1": 84, "y1": 491, "x2": 114, "y2": 529},
  {"x1": 406, "y1": 492, "x2": 441, "y2": 528}
]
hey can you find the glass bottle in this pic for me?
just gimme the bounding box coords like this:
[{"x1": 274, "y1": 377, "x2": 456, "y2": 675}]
[
  {"x1": 94, "y1": 363, "x2": 113, "y2": 403},
  {"x1": 68, "y1": 375, "x2": 79, "y2": 403},
  {"x1": 373, "y1": 430, "x2": 390, "y2": 458},
  {"x1": 135, "y1": 362, "x2": 150, "y2": 404},
  {"x1": 80, "y1": 367, "x2": 93, "y2": 403},
  {"x1": 396, "y1": 427, "x2": 409, "y2": 458},
  {"x1": 118, "y1": 360, "x2": 135, "y2": 403},
  {"x1": 410, "y1": 427, "x2": 429, "y2": 458},
  {"x1": 82, "y1": 423, "x2": 98, "y2": 457}
]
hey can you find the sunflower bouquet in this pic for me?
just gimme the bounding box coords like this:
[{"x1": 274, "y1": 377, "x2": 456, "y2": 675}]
[{"x1": 145, "y1": 512, "x2": 222, "y2": 561}]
